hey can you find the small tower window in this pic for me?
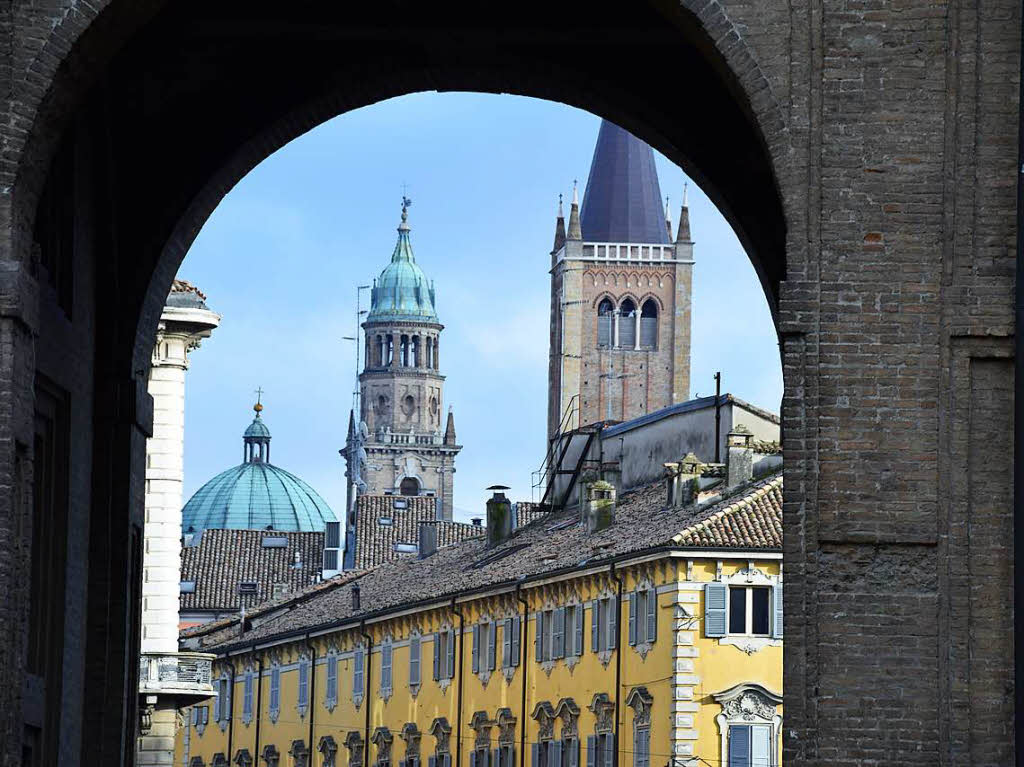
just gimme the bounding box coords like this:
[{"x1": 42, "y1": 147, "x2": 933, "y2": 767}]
[
  {"x1": 400, "y1": 477, "x2": 420, "y2": 496},
  {"x1": 618, "y1": 298, "x2": 637, "y2": 349},
  {"x1": 402, "y1": 395, "x2": 416, "y2": 418},
  {"x1": 597, "y1": 299, "x2": 614, "y2": 348},
  {"x1": 640, "y1": 300, "x2": 658, "y2": 349}
]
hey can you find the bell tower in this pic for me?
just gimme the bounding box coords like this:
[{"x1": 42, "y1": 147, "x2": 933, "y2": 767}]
[{"x1": 343, "y1": 199, "x2": 461, "y2": 568}]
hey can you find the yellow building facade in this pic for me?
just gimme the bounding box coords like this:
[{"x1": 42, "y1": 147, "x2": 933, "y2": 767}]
[{"x1": 177, "y1": 475, "x2": 783, "y2": 767}]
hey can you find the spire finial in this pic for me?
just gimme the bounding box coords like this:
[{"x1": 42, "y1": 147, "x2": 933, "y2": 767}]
[
  {"x1": 254, "y1": 386, "x2": 264, "y2": 415},
  {"x1": 558, "y1": 193, "x2": 564, "y2": 217},
  {"x1": 567, "y1": 180, "x2": 582, "y2": 240},
  {"x1": 400, "y1": 194, "x2": 412, "y2": 227},
  {"x1": 683, "y1": 181, "x2": 689, "y2": 207},
  {"x1": 572, "y1": 179, "x2": 579, "y2": 205},
  {"x1": 665, "y1": 196, "x2": 671, "y2": 219}
]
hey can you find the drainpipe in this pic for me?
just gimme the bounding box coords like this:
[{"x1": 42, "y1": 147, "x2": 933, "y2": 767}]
[
  {"x1": 361, "y1": 622, "x2": 373, "y2": 767},
  {"x1": 307, "y1": 634, "x2": 316, "y2": 757},
  {"x1": 609, "y1": 564, "x2": 623, "y2": 766},
  {"x1": 226, "y1": 662, "x2": 235, "y2": 763},
  {"x1": 452, "y1": 597, "x2": 466, "y2": 767},
  {"x1": 516, "y1": 584, "x2": 530, "y2": 767},
  {"x1": 1015, "y1": 22, "x2": 1024, "y2": 763},
  {"x1": 254, "y1": 651, "x2": 264, "y2": 765}
]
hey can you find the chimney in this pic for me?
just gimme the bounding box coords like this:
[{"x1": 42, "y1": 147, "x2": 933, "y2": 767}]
[
  {"x1": 471, "y1": 517, "x2": 483, "y2": 528},
  {"x1": 351, "y1": 583, "x2": 361, "y2": 611},
  {"x1": 584, "y1": 480, "x2": 616, "y2": 533},
  {"x1": 485, "y1": 485, "x2": 513, "y2": 548},
  {"x1": 665, "y1": 452, "x2": 703, "y2": 506},
  {"x1": 726, "y1": 423, "x2": 755, "y2": 488},
  {"x1": 418, "y1": 521, "x2": 438, "y2": 559}
]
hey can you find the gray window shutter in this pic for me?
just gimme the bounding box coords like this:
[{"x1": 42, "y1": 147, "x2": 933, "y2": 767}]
[
  {"x1": 552, "y1": 740, "x2": 562, "y2": 767},
  {"x1": 705, "y1": 583, "x2": 728, "y2": 638},
  {"x1": 447, "y1": 629, "x2": 456, "y2": 679},
  {"x1": 597, "y1": 315, "x2": 611, "y2": 347},
  {"x1": 488, "y1": 622, "x2": 497, "y2": 670},
  {"x1": 353, "y1": 651, "x2": 363, "y2": 697},
  {"x1": 532, "y1": 744, "x2": 540, "y2": 767},
  {"x1": 607, "y1": 597, "x2": 617, "y2": 650},
  {"x1": 433, "y1": 633, "x2": 441, "y2": 680},
  {"x1": 585, "y1": 738, "x2": 596, "y2": 767},
  {"x1": 628, "y1": 592, "x2": 637, "y2": 646},
  {"x1": 602, "y1": 737, "x2": 613, "y2": 767},
  {"x1": 728, "y1": 725, "x2": 751, "y2": 767},
  {"x1": 214, "y1": 683, "x2": 222, "y2": 721},
  {"x1": 429, "y1": 757, "x2": 437, "y2": 767},
  {"x1": 444, "y1": 755, "x2": 452, "y2": 767},
  {"x1": 470, "y1": 752, "x2": 477, "y2": 767},
  {"x1": 511, "y1": 616, "x2": 521, "y2": 666},
  {"x1": 646, "y1": 588, "x2": 657, "y2": 644},
  {"x1": 503, "y1": 619, "x2": 512, "y2": 668},
  {"x1": 411, "y1": 636, "x2": 421, "y2": 686},
  {"x1": 772, "y1": 583, "x2": 784, "y2": 639},
  {"x1": 535, "y1": 613, "x2": 544, "y2": 662},
  {"x1": 574, "y1": 605, "x2": 584, "y2": 656},
  {"x1": 591, "y1": 602, "x2": 600, "y2": 651},
  {"x1": 553, "y1": 607, "x2": 565, "y2": 659},
  {"x1": 568, "y1": 739, "x2": 578, "y2": 767},
  {"x1": 472, "y1": 624, "x2": 481, "y2": 673},
  {"x1": 493, "y1": 749, "x2": 500, "y2": 767}
]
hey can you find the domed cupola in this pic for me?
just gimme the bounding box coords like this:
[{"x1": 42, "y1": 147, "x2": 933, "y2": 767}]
[
  {"x1": 365, "y1": 197, "x2": 439, "y2": 324},
  {"x1": 181, "y1": 399, "x2": 337, "y2": 535}
]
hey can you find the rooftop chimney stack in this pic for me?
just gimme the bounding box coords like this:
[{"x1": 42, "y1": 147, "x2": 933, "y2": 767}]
[
  {"x1": 418, "y1": 521, "x2": 438, "y2": 559},
  {"x1": 351, "y1": 583, "x2": 361, "y2": 611},
  {"x1": 726, "y1": 424, "x2": 755, "y2": 488},
  {"x1": 585, "y1": 480, "x2": 616, "y2": 533},
  {"x1": 665, "y1": 452, "x2": 703, "y2": 506},
  {"x1": 485, "y1": 485, "x2": 513, "y2": 548}
]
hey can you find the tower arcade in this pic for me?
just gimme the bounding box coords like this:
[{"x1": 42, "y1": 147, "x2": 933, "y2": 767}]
[{"x1": 547, "y1": 120, "x2": 694, "y2": 438}]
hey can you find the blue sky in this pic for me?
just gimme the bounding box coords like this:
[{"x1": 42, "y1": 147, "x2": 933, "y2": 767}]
[{"x1": 178, "y1": 92, "x2": 782, "y2": 521}]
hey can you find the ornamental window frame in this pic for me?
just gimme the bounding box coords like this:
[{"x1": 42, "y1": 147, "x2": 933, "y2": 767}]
[
  {"x1": 325, "y1": 649, "x2": 340, "y2": 711},
  {"x1": 296, "y1": 654, "x2": 311, "y2": 718},
  {"x1": 472, "y1": 617, "x2": 497, "y2": 686},
  {"x1": 261, "y1": 744, "x2": 280, "y2": 767},
  {"x1": 712, "y1": 683, "x2": 783, "y2": 767},
  {"x1": 625, "y1": 688, "x2": 653, "y2": 767},
  {"x1": 590, "y1": 592, "x2": 619, "y2": 666},
  {"x1": 501, "y1": 615, "x2": 521, "y2": 680},
  {"x1": 318, "y1": 737, "x2": 338, "y2": 767},
  {"x1": 372, "y1": 727, "x2": 394, "y2": 767},
  {"x1": 495, "y1": 707, "x2": 517, "y2": 767},
  {"x1": 233, "y1": 748, "x2": 253, "y2": 767},
  {"x1": 704, "y1": 565, "x2": 783, "y2": 655},
  {"x1": 627, "y1": 580, "x2": 658, "y2": 659},
  {"x1": 353, "y1": 644, "x2": 366, "y2": 708},
  {"x1": 344, "y1": 732, "x2": 365, "y2": 767},
  {"x1": 267, "y1": 662, "x2": 281, "y2": 724},
  {"x1": 215, "y1": 672, "x2": 232, "y2": 731},
  {"x1": 242, "y1": 667, "x2": 255, "y2": 725},
  {"x1": 428, "y1": 717, "x2": 453, "y2": 767},
  {"x1": 380, "y1": 636, "x2": 395, "y2": 701},
  {"x1": 289, "y1": 740, "x2": 310, "y2": 767},
  {"x1": 399, "y1": 722, "x2": 423, "y2": 767},
  {"x1": 469, "y1": 711, "x2": 495, "y2": 767}
]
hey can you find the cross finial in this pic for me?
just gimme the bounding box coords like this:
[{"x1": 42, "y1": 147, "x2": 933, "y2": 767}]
[{"x1": 253, "y1": 386, "x2": 264, "y2": 414}]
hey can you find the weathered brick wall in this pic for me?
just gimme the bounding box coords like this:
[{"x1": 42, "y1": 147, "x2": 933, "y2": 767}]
[{"x1": 0, "y1": 1, "x2": 1019, "y2": 766}]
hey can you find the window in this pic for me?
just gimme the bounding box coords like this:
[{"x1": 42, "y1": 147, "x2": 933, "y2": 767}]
[
  {"x1": 633, "y1": 729, "x2": 649, "y2": 767},
  {"x1": 354, "y1": 648, "x2": 366, "y2": 702},
  {"x1": 535, "y1": 610, "x2": 552, "y2": 662},
  {"x1": 470, "y1": 747, "x2": 490, "y2": 767},
  {"x1": 618, "y1": 299, "x2": 637, "y2": 348},
  {"x1": 729, "y1": 586, "x2": 770, "y2": 636},
  {"x1": 728, "y1": 724, "x2": 773, "y2": 767},
  {"x1": 590, "y1": 597, "x2": 618, "y2": 653},
  {"x1": 585, "y1": 735, "x2": 613, "y2": 767},
  {"x1": 560, "y1": 739, "x2": 579, "y2": 767},
  {"x1": 565, "y1": 604, "x2": 584, "y2": 657},
  {"x1": 704, "y1": 582, "x2": 783, "y2": 640},
  {"x1": 268, "y1": 666, "x2": 281, "y2": 721},
  {"x1": 532, "y1": 740, "x2": 559, "y2": 767},
  {"x1": 326, "y1": 654, "x2": 339, "y2": 709},
  {"x1": 297, "y1": 657, "x2": 310, "y2": 714},
  {"x1": 639, "y1": 300, "x2": 658, "y2": 349},
  {"x1": 472, "y1": 622, "x2": 496, "y2": 674},
  {"x1": 410, "y1": 635, "x2": 422, "y2": 688},
  {"x1": 381, "y1": 641, "x2": 394, "y2": 696},
  {"x1": 628, "y1": 588, "x2": 658, "y2": 647},
  {"x1": 502, "y1": 617, "x2": 521, "y2": 668},
  {"x1": 215, "y1": 676, "x2": 232, "y2": 724},
  {"x1": 433, "y1": 629, "x2": 456, "y2": 681},
  {"x1": 243, "y1": 670, "x2": 254, "y2": 724},
  {"x1": 497, "y1": 745, "x2": 515, "y2": 767},
  {"x1": 192, "y1": 705, "x2": 209, "y2": 736},
  {"x1": 400, "y1": 477, "x2": 420, "y2": 496},
  {"x1": 597, "y1": 299, "x2": 614, "y2": 348}
]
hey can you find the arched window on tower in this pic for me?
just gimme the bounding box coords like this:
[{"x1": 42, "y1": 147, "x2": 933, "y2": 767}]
[
  {"x1": 425, "y1": 338, "x2": 433, "y2": 369},
  {"x1": 640, "y1": 300, "x2": 658, "y2": 349},
  {"x1": 597, "y1": 298, "x2": 614, "y2": 348},
  {"x1": 411, "y1": 336, "x2": 420, "y2": 367},
  {"x1": 400, "y1": 477, "x2": 420, "y2": 496},
  {"x1": 386, "y1": 335, "x2": 395, "y2": 367},
  {"x1": 619, "y1": 298, "x2": 637, "y2": 349},
  {"x1": 401, "y1": 335, "x2": 410, "y2": 367}
]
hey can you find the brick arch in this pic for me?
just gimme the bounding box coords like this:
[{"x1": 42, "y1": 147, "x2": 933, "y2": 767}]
[
  {"x1": 637, "y1": 294, "x2": 665, "y2": 313},
  {"x1": 591, "y1": 292, "x2": 619, "y2": 310}
]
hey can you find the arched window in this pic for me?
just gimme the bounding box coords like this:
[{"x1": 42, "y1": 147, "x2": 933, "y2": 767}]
[
  {"x1": 618, "y1": 299, "x2": 637, "y2": 349},
  {"x1": 401, "y1": 335, "x2": 410, "y2": 367},
  {"x1": 597, "y1": 298, "x2": 614, "y2": 348},
  {"x1": 640, "y1": 300, "x2": 658, "y2": 349},
  {"x1": 400, "y1": 477, "x2": 420, "y2": 496}
]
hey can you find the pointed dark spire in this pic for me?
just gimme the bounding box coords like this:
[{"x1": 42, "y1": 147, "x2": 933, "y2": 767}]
[
  {"x1": 676, "y1": 183, "x2": 692, "y2": 244},
  {"x1": 552, "y1": 194, "x2": 566, "y2": 253},
  {"x1": 347, "y1": 409, "x2": 356, "y2": 440},
  {"x1": 580, "y1": 120, "x2": 670, "y2": 244},
  {"x1": 444, "y1": 406, "x2": 457, "y2": 445},
  {"x1": 567, "y1": 181, "x2": 582, "y2": 241}
]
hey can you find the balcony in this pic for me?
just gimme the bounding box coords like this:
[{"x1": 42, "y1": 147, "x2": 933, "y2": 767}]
[{"x1": 139, "y1": 651, "x2": 216, "y2": 701}]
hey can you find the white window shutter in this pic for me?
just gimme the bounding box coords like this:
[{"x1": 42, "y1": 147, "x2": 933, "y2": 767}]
[
  {"x1": 704, "y1": 583, "x2": 728, "y2": 638},
  {"x1": 772, "y1": 583, "x2": 784, "y2": 639},
  {"x1": 646, "y1": 588, "x2": 657, "y2": 643}
]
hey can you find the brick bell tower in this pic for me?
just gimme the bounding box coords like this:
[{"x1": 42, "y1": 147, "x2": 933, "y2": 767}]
[
  {"x1": 547, "y1": 119, "x2": 694, "y2": 438},
  {"x1": 343, "y1": 199, "x2": 461, "y2": 568}
]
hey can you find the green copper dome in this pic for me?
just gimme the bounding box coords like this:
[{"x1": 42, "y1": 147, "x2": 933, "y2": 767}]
[
  {"x1": 181, "y1": 405, "x2": 337, "y2": 535},
  {"x1": 366, "y1": 199, "x2": 439, "y2": 324}
]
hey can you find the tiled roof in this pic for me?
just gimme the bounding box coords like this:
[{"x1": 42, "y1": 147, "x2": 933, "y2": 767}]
[
  {"x1": 180, "y1": 529, "x2": 326, "y2": 613},
  {"x1": 351, "y1": 496, "x2": 548, "y2": 569},
  {"x1": 183, "y1": 473, "x2": 782, "y2": 652}
]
